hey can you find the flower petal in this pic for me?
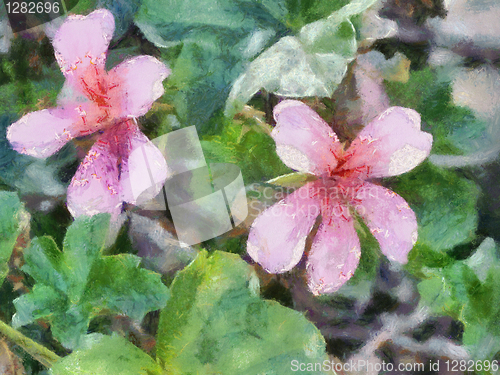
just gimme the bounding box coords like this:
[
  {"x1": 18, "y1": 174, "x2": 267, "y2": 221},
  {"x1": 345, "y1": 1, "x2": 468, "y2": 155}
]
[
  {"x1": 272, "y1": 100, "x2": 341, "y2": 175},
  {"x1": 341, "y1": 106, "x2": 433, "y2": 178},
  {"x1": 306, "y1": 205, "x2": 361, "y2": 295},
  {"x1": 52, "y1": 9, "x2": 114, "y2": 76},
  {"x1": 111, "y1": 56, "x2": 171, "y2": 118},
  {"x1": 67, "y1": 135, "x2": 122, "y2": 217},
  {"x1": 247, "y1": 182, "x2": 321, "y2": 273},
  {"x1": 118, "y1": 121, "x2": 169, "y2": 205},
  {"x1": 354, "y1": 182, "x2": 417, "y2": 264},
  {"x1": 7, "y1": 109, "x2": 78, "y2": 158}
]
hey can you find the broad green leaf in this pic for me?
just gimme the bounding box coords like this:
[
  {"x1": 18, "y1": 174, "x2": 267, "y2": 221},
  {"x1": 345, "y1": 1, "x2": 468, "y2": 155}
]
[
  {"x1": 226, "y1": 0, "x2": 378, "y2": 114},
  {"x1": 417, "y1": 277, "x2": 455, "y2": 316},
  {"x1": 135, "y1": 0, "x2": 287, "y2": 130},
  {"x1": 225, "y1": 30, "x2": 354, "y2": 115},
  {"x1": 391, "y1": 162, "x2": 479, "y2": 259},
  {"x1": 385, "y1": 67, "x2": 490, "y2": 156},
  {"x1": 136, "y1": 0, "x2": 287, "y2": 46},
  {"x1": 62, "y1": 215, "x2": 109, "y2": 302},
  {"x1": 14, "y1": 215, "x2": 169, "y2": 349},
  {"x1": 22, "y1": 237, "x2": 67, "y2": 294},
  {"x1": 49, "y1": 334, "x2": 162, "y2": 375},
  {"x1": 157, "y1": 251, "x2": 327, "y2": 375},
  {"x1": 417, "y1": 238, "x2": 500, "y2": 360},
  {"x1": 285, "y1": 0, "x2": 378, "y2": 34},
  {"x1": 458, "y1": 264, "x2": 500, "y2": 361},
  {"x1": 0, "y1": 191, "x2": 26, "y2": 286},
  {"x1": 417, "y1": 263, "x2": 472, "y2": 318},
  {"x1": 12, "y1": 284, "x2": 67, "y2": 328},
  {"x1": 83, "y1": 254, "x2": 170, "y2": 321},
  {"x1": 285, "y1": 0, "x2": 348, "y2": 31}
]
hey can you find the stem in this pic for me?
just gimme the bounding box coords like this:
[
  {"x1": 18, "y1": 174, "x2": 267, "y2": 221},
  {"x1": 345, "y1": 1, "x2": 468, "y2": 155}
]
[
  {"x1": 60, "y1": 0, "x2": 68, "y2": 14},
  {"x1": 0, "y1": 320, "x2": 60, "y2": 368}
]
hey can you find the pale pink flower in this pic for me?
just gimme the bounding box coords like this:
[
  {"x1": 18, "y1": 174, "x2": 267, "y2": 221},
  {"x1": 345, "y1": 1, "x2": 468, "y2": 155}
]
[
  {"x1": 7, "y1": 9, "x2": 170, "y2": 217},
  {"x1": 247, "y1": 100, "x2": 433, "y2": 295}
]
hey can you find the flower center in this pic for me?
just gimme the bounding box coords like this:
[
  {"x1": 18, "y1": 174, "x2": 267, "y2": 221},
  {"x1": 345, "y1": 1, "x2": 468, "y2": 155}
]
[{"x1": 78, "y1": 65, "x2": 122, "y2": 129}]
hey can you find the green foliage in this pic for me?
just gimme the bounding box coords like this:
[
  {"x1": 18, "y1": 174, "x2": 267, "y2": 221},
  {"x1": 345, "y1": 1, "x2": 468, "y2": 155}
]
[
  {"x1": 285, "y1": 0, "x2": 349, "y2": 31},
  {"x1": 135, "y1": 0, "x2": 288, "y2": 131},
  {"x1": 226, "y1": 0, "x2": 378, "y2": 115},
  {"x1": 0, "y1": 192, "x2": 26, "y2": 286},
  {"x1": 49, "y1": 334, "x2": 162, "y2": 375},
  {"x1": 201, "y1": 116, "x2": 291, "y2": 183},
  {"x1": 13, "y1": 215, "x2": 169, "y2": 349},
  {"x1": 385, "y1": 67, "x2": 489, "y2": 155},
  {"x1": 156, "y1": 251, "x2": 328, "y2": 374},
  {"x1": 389, "y1": 162, "x2": 479, "y2": 271},
  {"x1": 418, "y1": 238, "x2": 500, "y2": 361}
]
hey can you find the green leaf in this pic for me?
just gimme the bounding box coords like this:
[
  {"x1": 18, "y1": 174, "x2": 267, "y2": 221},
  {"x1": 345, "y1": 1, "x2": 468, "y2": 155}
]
[
  {"x1": 83, "y1": 254, "x2": 170, "y2": 321},
  {"x1": 226, "y1": 0, "x2": 378, "y2": 114},
  {"x1": 417, "y1": 238, "x2": 500, "y2": 360},
  {"x1": 62, "y1": 215, "x2": 109, "y2": 302},
  {"x1": 157, "y1": 251, "x2": 327, "y2": 375},
  {"x1": 0, "y1": 191, "x2": 26, "y2": 286},
  {"x1": 391, "y1": 162, "x2": 479, "y2": 260},
  {"x1": 201, "y1": 116, "x2": 291, "y2": 182},
  {"x1": 464, "y1": 237, "x2": 498, "y2": 283},
  {"x1": 12, "y1": 284, "x2": 66, "y2": 328},
  {"x1": 49, "y1": 334, "x2": 162, "y2": 375},
  {"x1": 385, "y1": 67, "x2": 489, "y2": 156},
  {"x1": 14, "y1": 215, "x2": 169, "y2": 349},
  {"x1": 285, "y1": 0, "x2": 348, "y2": 31},
  {"x1": 97, "y1": 0, "x2": 143, "y2": 39},
  {"x1": 226, "y1": 26, "x2": 355, "y2": 115},
  {"x1": 22, "y1": 237, "x2": 67, "y2": 294},
  {"x1": 135, "y1": 0, "x2": 287, "y2": 130},
  {"x1": 417, "y1": 263, "x2": 472, "y2": 318}
]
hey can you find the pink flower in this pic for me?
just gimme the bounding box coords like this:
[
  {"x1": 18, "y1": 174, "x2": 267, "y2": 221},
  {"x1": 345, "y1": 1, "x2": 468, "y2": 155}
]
[
  {"x1": 7, "y1": 9, "x2": 170, "y2": 217},
  {"x1": 247, "y1": 100, "x2": 433, "y2": 295}
]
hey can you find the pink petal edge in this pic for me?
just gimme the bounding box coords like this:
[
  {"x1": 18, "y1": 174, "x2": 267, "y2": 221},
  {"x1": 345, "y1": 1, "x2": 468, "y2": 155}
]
[
  {"x1": 119, "y1": 121, "x2": 169, "y2": 205},
  {"x1": 353, "y1": 182, "x2": 417, "y2": 264},
  {"x1": 67, "y1": 133, "x2": 122, "y2": 218},
  {"x1": 247, "y1": 182, "x2": 321, "y2": 273},
  {"x1": 53, "y1": 9, "x2": 115, "y2": 76},
  {"x1": 341, "y1": 106, "x2": 433, "y2": 178},
  {"x1": 306, "y1": 204, "x2": 361, "y2": 295},
  {"x1": 272, "y1": 100, "x2": 342, "y2": 176},
  {"x1": 7, "y1": 109, "x2": 78, "y2": 158},
  {"x1": 111, "y1": 56, "x2": 171, "y2": 118}
]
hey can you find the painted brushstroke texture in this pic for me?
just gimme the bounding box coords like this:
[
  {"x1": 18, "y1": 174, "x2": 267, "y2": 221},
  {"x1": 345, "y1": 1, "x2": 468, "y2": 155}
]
[
  {"x1": 6, "y1": 9, "x2": 170, "y2": 217},
  {"x1": 248, "y1": 101, "x2": 432, "y2": 295}
]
